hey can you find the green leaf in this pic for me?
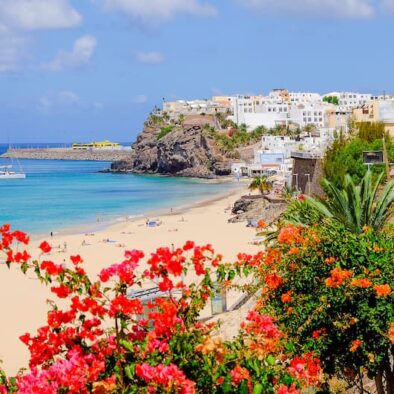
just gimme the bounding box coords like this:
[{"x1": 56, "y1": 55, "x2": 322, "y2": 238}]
[
  {"x1": 266, "y1": 355, "x2": 276, "y2": 366},
  {"x1": 253, "y1": 383, "x2": 264, "y2": 394},
  {"x1": 125, "y1": 364, "x2": 135, "y2": 380},
  {"x1": 120, "y1": 339, "x2": 134, "y2": 353}
]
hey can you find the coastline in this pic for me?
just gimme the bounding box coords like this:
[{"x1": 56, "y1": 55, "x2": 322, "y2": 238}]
[
  {"x1": 28, "y1": 177, "x2": 246, "y2": 240},
  {"x1": 0, "y1": 183, "x2": 260, "y2": 375}
]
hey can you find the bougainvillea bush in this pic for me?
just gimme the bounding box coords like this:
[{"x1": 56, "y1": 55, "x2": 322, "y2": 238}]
[
  {"x1": 0, "y1": 224, "x2": 322, "y2": 394},
  {"x1": 238, "y1": 220, "x2": 393, "y2": 393}
]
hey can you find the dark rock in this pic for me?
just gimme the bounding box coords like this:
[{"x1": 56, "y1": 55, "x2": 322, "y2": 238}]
[
  {"x1": 213, "y1": 161, "x2": 232, "y2": 176},
  {"x1": 231, "y1": 198, "x2": 255, "y2": 215},
  {"x1": 110, "y1": 115, "x2": 227, "y2": 178},
  {"x1": 229, "y1": 196, "x2": 287, "y2": 224}
]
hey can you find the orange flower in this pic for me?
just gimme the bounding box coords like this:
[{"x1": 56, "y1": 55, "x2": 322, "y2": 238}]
[
  {"x1": 373, "y1": 284, "x2": 391, "y2": 297},
  {"x1": 324, "y1": 257, "x2": 336, "y2": 265},
  {"x1": 350, "y1": 278, "x2": 372, "y2": 288},
  {"x1": 373, "y1": 245, "x2": 383, "y2": 252},
  {"x1": 257, "y1": 219, "x2": 266, "y2": 228},
  {"x1": 289, "y1": 247, "x2": 300, "y2": 255},
  {"x1": 350, "y1": 339, "x2": 362, "y2": 352},
  {"x1": 362, "y1": 225, "x2": 370, "y2": 233},
  {"x1": 388, "y1": 323, "x2": 394, "y2": 345},
  {"x1": 281, "y1": 291, "x2": 292, "y2": 303},
  {"x1": 265, "y1": 273, "x2": 284, "y2": 290},
  {"x1": 325, "y1": 267, "x2": 352, "y2": 288},
  {"x1": 287, "y1": 307, "x2": 294, "y2": 314},
  {"x1": 277, "y1": 225, "x2": 305, "y2": 245}
]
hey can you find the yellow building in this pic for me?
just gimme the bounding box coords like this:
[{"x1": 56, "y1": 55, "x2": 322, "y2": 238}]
[
  {"x1": 352, "y1": 100, "x2": 394, "y2": 137},
  {"x1": 212, "y1": 96, "x2": 233, "y2": 108},
  {"x1": 72, "y1": 140, "x2": 121, "y2": 150}
]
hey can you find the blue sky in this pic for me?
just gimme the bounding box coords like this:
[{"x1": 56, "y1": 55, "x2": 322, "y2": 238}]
[{"x1": 1, "y1": 0, "x2": 394, "y2": 143}]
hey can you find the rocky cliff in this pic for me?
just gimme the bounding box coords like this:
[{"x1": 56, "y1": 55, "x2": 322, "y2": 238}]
[{"x1": 110, "y1": 115, "x2": 232, "y2": 178}]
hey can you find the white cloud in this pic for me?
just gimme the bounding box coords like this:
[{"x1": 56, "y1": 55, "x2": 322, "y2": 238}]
[
  {"x1": 37, "y1": 91, "x2": 102, "y2": 113},
  {"x1": 0, "y1": 0, "x2": 82, "y2": 30},
  {"x1": 381, "y1": 0, "x2": 394, "y2": 12},
  {"x1": 238, "y1": 0, "x2": 375, "y2": 18},
  {"x1": 135, "y1": 51, "x2": 164, "y2": 64},
  {"x1": 133, "y1": 94, "x2": 148, "y2": 104},
  {"x1": 0, "y1": 0, "x2": 82, "y2": 72},
  {"x1": 104, "y1": 0, "x2": 216, "y2": 22},
  {"x1": 44, "y1": 35, "x2": 97, "y2": 71},
  {"x1": 57, "y1": 91, "x2": 81, "y2": 105},
  {"x1": 0, "y1": 23, "x2": 27, "y2": 72}
]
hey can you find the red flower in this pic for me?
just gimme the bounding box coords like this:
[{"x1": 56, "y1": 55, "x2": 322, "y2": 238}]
[
  {"x1": 183, "y1": 240, "x2": 195, "y2": 251},
  {"x1": 230, "y1": 365, "x2": 250, "y2": 386},
  {"x1": 0, "y1": 224, "x2": 10, "y2": 233},
  {"x1": 12, "y1": 230, "x2": 29, "y2": 244},
  {"x1": 217, "y1": 376, "x2": 224, "y2": 385},
  {"x1": 159, "y1": 277, "x2": 174, "y2": 292},
  {"x1": 14, "y1": 250, "x2": 31, "y2": 263},
  {"x1": 70, "y1": 255, "x2": 83, "y2": 265},
  {"x1": 39, "y1": 241, "x2": 52, "y2": 254},
  {"x1": 109, "y1": 295, "x2": 143, "y2": 317},
  {"x1": 51, "y1": 285, "x2": 70, "y2": 298},
  {"x1": 41, "y1": 261, "x2": 63, "y2": 276},
  {"x1": 278, "y1": 384, "x2": 300, "y2": 394}
]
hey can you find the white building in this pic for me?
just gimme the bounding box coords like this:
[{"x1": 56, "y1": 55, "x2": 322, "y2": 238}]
[
  {"x1": 324, "y1": 92, "x2": 372, "y2": 112},
  {"x1": 230, "y1": 90, "x2": 332, "y2": 130},
  {"x1": 163, "y1": 99, "x2": 229, "y2": 117}
]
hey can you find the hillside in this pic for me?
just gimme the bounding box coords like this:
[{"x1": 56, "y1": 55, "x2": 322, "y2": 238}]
[{"x1": 110, "y1": 114, "x2": 235, "y2": 178}]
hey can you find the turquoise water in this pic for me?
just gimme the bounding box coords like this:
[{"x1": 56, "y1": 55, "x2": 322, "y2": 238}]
[{"x1": 0, "y1": 157, "x2": 239, "y2": 235}]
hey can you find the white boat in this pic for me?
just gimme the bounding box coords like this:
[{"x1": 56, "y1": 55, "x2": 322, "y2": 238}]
[{"x1": 0, "y1": 165, "x2": 26, "y2": 179}]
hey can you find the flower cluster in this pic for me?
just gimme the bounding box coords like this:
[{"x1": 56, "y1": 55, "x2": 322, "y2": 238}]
[{"x1": 0, "y1": 225, "x2": 323, "y2": 394}]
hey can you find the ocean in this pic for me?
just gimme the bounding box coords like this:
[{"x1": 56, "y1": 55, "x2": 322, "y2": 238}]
[{"x1": 0, "y1": 143, "x2": 240, "y2": 235}]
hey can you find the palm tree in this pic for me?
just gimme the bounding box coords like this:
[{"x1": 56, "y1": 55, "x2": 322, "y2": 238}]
[
  {"x1": 249, "y1": 176, "x2": 273, "y2": 195},
  {"x1": 303, "y1": 170, "x2": 394, "y2": 233}
]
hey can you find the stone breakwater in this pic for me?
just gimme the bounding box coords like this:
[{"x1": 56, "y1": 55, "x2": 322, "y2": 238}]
[{"x1": 1, "y1": 148, "x2": 133, "y2": 162}]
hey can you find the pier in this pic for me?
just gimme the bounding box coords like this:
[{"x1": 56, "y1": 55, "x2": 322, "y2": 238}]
[{"x1": 1, "y1": 148, "x2": 133, "y2": 162}]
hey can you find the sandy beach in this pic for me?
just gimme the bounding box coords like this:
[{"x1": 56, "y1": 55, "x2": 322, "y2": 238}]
[{"x1": 0, "y1": 186, "x2": 262, "y2": 375}]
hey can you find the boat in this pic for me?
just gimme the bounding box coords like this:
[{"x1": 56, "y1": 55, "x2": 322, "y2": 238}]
[{"x1": 0, "y1": 165, "x2": 26, "y2": 179}]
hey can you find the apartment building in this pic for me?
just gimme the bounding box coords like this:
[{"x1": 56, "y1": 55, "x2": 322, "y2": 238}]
[
  {"x1": 163, "y1": 99, "x2": 229, "y2": 117},
  {"x1": 352, "y1": 99, "x2": 394, "y2": 136},
  {"x1": 324, "y1": 92, "x2": 372, "y2": 112}
]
